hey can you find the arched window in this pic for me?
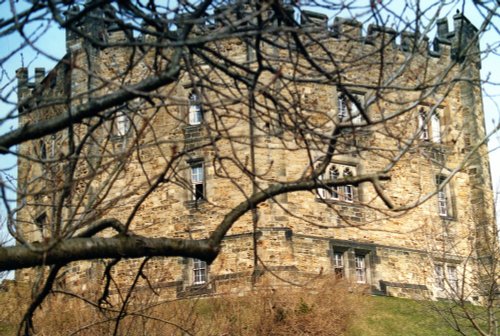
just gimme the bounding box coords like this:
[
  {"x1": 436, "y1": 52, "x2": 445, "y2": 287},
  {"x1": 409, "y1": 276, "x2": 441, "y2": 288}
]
[
  {"x1": 419, "y1": 108, "x2": 429, "y2": 140},
  {"x1": 419, "y1": 107, "x2": 442, "y2": 143},
  {"x1": 316, "y1": 163, "x2": 356, "y2": 203},
  {"x1": 337, "y1": 94, "x2": 348, "y2": 120},
  {"x1": 329, "y1": 166, "x2": 340, "y2": 199},
  {"x1": 343, "y1": 168, "x2": 353, "y2": 202},
  {"x1": 337, "y1": 91, "x2": 364, "y2": 123}
]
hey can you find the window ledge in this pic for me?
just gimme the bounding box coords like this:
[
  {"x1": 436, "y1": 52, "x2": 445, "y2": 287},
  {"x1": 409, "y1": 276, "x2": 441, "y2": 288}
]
[
  {"x1": 177, "y1": 283, "x2": 214, "y2": 298},
  {"x1": 315, "y1": 197, "x2": 360, "y2": 207},
  {"x1": 110, "y1": 134, "x2": 129, "y2": 141},
  {"x1": 185, "y1": 199, "x2": 207, "y2": 209},
  {"x1": 183, "y1": 124, "x2": 203, "y2": 131}
]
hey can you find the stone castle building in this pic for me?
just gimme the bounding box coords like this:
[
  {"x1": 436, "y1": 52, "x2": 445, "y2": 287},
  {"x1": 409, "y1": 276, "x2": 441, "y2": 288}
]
[{"x1": 15, "y1": 3, "x2": 496, "y2": 302}]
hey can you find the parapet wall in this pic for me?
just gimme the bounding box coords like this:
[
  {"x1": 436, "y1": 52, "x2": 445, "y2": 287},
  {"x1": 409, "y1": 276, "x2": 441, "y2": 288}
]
[{"x1": 16, "y1": 3, "x2": 481, "y2": 99}]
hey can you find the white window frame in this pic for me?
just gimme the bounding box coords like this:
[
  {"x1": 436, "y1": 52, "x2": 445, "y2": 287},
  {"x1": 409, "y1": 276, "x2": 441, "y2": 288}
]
[
  {"x1": 190, "y1": 163, "x2": 205, "y2": 201},
  {"x1": 337, "y1": 93, "x2": 348, "y2": 120},
  {"x1": 317, "y1": 173, "x2": 326, "y2": 199},
  {"x1": 419, "y1": 108, "x2": 441, "y2": 143},
  {"x1": 435, "y1": 263, "x2": 459, "y2": 294},
  {"x1": 355, "y1": 254, "x2": 366, "y2": 283},
  {"x1": 436, "y1": 175, "x2": 451, "y2": 218},
  {"x1": 435, "y1": 264, "x2": 444, "y2": 290},
  {"x1": 329, "y1": 166, "x2": 340, "y2": 200},
  {"x1": 437, "y1": 189, "x2": 449, "y2": 217},
  {"x1": 50, "y1": 134, "x2": 57, "y2": 158},
  {"x1": 431, "y1": 113, "x2": 441, "y2": 143},
  {"x1": 192, "y1": 258, "x2": 208, "y2": 285},
  {"x1": 333, "y1": 251, "x2": 345, "y2": 278},
  {"x1": 419, "y1": 109, "x2": 429, "y2": 140},
  {"x1": 317, "y1": 163, "x2": 356, "y2": 203},
  {"x1": 343, "y1": 167, "x2": 354, "y2": 202},
  {"x1": 447, "y1": 265, "x2": 458, "y2": 292},
  {"x1": 189, "y1": 93, "x2": 202, "y2": 125},
  {"x1": 114, "y1": 111, "x2": 130, "y2": 137},
  {"x1": 337, "y1": 91, "x2": 364, "y2": 123}
]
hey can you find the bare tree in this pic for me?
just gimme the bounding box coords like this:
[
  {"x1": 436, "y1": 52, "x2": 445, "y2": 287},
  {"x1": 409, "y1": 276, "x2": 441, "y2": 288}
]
[{"x1": 0, "y1": 0, "x2": 499, "y2": 334}]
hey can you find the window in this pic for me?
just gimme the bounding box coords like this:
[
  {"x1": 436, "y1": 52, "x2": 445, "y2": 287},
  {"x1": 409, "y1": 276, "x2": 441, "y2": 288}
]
[
  {"x1": 331, "y1": 246, "x2": 371, "y2": 284},
  {"x1": 35, "y1": 213, "x2": 47, "y2": 234},
  {"x1": 246, "y1": 43, "x2": 255, "y2": 62},
  {"x1": 431, "y1": 114, "x2": 441, "y2": 143},
  {"x1": 190, "y1": 163, "x2": 205, "y2": 201},
  {"x1": 192, "y1": 258, "x2": 207, "y2": 285},
  {"x1": 329, "y1": 166, "x2": 340, "y2": 199},
  {"x1": 447, "y1": 265, "x2": 458, "y2": 291},
  {"x1": 189, "y1": 92, "x2": 202, "y2": 125},
  {"x1": 39, "y1": 140, "x2": 47, "y2": 160},
  {"x1": 435, "y1": 264, "x2": 458, "y2": 293},
  {"x1": 113, "y1": 111, "x2": 130, "y2": 138},
  {"x1": 338, "y1": 93, "x2": 348, "y2": 120},
  {"x1": 50, "y1": 134, "x2": 56, "y2": 158},
  {"x1": 343, "y1": 168, "x2": 354, "y2": 202},
  {"x1": 418, "y1": 108, "x2": 441, "y2": 143},
  {"x1": 332, "y1": 251, "x2": 345, "y2": 278},
  {"x1": 435, "y1": 175, "x2": 452, "y2": 217},
  {"x1": 355, "y1": 254, "x2": 366, "y2": 283},
  {"x1": 435, "y1": 264, "x2": 444, "y2": 289},
  {"x1": 317, "y1": 163, "x2": 356, "y2": 203},
  {"x1": 337, "y1": 91, "x2": 363, "y2": 122}
]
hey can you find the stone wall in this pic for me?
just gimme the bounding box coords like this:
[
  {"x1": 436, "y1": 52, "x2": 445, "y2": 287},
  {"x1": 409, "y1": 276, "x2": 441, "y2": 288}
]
[{"x1": 14, "y1": 4, "x2": 495, "y2": 303}]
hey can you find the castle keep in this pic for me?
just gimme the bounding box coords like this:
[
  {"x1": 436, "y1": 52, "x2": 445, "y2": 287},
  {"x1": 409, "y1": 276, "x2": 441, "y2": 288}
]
[{"x1": 14, "y1": 2, "x2": 496, "y2": 302}]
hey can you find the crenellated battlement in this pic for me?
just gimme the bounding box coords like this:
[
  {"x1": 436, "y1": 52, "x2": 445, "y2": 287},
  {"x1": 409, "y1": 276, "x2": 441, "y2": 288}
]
[{"x1": 16, "y1": 5, "x2": 481, "y2": 109}]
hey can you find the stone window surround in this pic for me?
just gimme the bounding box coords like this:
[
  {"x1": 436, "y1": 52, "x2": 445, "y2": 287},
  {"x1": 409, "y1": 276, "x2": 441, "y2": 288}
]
[
  {"x1": 35, "y1": 212, "x2": 47, "y2": 233},
  {"x1": 188, "y1": 91, "x2": 203, "y2": 125},
  {"x1": 329, "y1": 243, "x2": 372, "y2": 285},
  {"x1": 336, "y1": 88, "x2": 364, "y2": 123},
  {"x1": 418, "y1": 106, "x2": 442, "y2": 143},
  {"x1": 178, "y1": 257, "x2": 214, "y2": 298},
  {"x1": 316, "y1": 160, "x2": 359, "y2": 204},
  {"x1": 435, "y1": 174, "x2": 456, "y2": 220},
  {"x1": 187, "y1": 157, "x2": 206, "y2": 204},
  {"x1": 434, "y1": 262, "x2": 459, "y2": 295},
  {"x1": 192, "y1": 258, "x2": 208, "y2": 285}
]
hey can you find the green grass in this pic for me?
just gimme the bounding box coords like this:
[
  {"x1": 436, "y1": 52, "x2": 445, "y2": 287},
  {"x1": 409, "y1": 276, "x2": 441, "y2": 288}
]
[
  {"x1": 347, "y1": 296, "x2": 485, "y2": 336},
  {"x1": 0, "y1": 323, "x2": 16, "y2": 336}
]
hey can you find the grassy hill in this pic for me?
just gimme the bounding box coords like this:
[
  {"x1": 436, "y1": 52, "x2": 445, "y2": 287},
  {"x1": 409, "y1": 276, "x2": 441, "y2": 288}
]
[
  {"x1": 0, "y1": 280, "x2": 493, "y2": 335},
  {"x1": 347, "y1": 296, "x2": 476, "y2": 336}
]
